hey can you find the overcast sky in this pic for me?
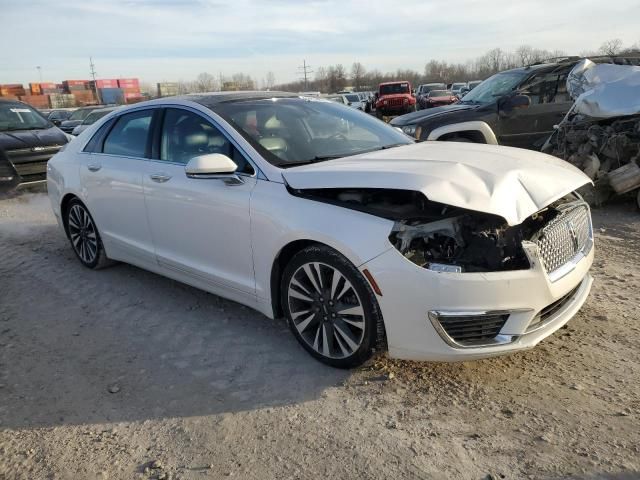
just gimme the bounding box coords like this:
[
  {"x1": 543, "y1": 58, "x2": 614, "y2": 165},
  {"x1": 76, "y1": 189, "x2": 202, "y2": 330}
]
[{"x1": 1, "y1": 0, "x2": 639, "y2": 86}]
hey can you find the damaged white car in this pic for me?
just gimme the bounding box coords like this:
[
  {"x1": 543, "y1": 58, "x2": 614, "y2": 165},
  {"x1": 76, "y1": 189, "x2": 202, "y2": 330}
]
[{"x1": 47, "y1": 93, "x2": 594, "y2": 368}]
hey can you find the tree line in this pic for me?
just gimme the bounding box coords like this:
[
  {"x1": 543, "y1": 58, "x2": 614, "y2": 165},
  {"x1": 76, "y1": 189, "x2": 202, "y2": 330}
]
[
  {"x1": 274, "y1": 40, "x2": 640, "y2": 93},
  {"x1": 142, "y1": 39, "x2": 638, "y2": 96}
]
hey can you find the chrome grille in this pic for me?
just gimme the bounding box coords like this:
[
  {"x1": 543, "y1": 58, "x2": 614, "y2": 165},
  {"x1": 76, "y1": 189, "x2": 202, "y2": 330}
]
[{"x1": 535, "y1": 204, "x2": 592, "y2": 277}]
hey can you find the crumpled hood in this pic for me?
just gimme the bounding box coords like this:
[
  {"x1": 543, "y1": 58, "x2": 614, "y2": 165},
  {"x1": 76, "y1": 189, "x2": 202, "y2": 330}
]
[
  {"x1": 282, "y1": 142, "x2": 591, "y2": 226},
  {"x1": 567, "y1": 58, "x2": 640, "y2": 118}
]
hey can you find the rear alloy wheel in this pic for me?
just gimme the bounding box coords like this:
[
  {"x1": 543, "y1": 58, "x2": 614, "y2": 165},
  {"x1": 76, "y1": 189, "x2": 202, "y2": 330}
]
[
  {"x1": 65, "y1": 199, "x2": 111, "y2": 269},
  {"x1": 282, "y1": 245, "x2": 383, "y2": 368}
]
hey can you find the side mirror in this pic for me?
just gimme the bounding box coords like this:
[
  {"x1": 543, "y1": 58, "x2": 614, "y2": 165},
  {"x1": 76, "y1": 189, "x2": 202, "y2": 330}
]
[{"x1": 185, "y1": 153, "x2": 243, "y2": 185}]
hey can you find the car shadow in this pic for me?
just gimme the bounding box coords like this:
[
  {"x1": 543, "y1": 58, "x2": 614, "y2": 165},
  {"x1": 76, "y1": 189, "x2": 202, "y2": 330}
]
[{"x1": 0, "y1": 220, "x2": 349, "y2": 431}]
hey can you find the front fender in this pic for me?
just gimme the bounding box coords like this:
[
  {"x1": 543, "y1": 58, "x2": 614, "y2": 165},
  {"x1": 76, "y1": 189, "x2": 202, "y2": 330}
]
[
  {"x1": 426, "y1": 121, "x2": 498, "y2": 144},
  {"x1": 250, "y1": 180, "x2": 394, "y2": 309}
]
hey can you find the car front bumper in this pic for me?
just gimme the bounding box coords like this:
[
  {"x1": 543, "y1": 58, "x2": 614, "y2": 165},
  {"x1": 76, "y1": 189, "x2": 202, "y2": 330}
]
[{"x1": 362, "y1": 242, "x2": 594, "y2": 361}]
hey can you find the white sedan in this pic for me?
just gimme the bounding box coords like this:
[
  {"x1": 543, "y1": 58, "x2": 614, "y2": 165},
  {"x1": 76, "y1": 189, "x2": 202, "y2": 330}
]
[{"x1": 47, "y1": 92, "x2": 594, "y2": 368}]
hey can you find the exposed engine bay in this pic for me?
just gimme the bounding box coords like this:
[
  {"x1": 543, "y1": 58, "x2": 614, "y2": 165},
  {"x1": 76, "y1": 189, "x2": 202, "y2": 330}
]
[{"x1": 290, "y1": 187, "x2": 577, "y2": 273}]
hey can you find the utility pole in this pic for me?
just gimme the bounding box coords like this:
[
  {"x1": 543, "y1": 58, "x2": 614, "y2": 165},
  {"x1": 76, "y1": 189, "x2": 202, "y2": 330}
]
[
  {"x1": 297, "y1": 59, "x2": 313, "y2": 90},
  {"x1": 90, "y1": 57, "x2": 101, "y2": 104},
  {"x1": 36, "y1": 66, "x2": 42, "y2": 82}
]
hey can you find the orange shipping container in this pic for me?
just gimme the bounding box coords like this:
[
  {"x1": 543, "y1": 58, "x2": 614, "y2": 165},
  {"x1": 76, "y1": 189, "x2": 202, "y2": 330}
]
[
  {"x1": 30, "y1": 83, "x2": 42, "y2": 95},
  {"x1": 19, "y1": 95, "x2": 51, "y2": 108}
]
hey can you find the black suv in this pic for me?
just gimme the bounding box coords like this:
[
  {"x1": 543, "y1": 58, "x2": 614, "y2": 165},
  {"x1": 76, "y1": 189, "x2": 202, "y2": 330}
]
[
  {"x1": 391, "y1": 56, "x2": 640, "y2": 150},
  {"x1": 0, "y1": 99, "x2": 69, "y2": 184}
]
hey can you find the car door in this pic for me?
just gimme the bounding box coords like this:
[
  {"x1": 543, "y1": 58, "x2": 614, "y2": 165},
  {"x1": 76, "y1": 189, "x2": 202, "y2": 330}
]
[
  {"x1": 142, "y1": 107, "x2": 258, "y2": 297},
  {"x1": 79, "y1": 108, "x2": 156, "y2": 266},
  {"x1": 498, "y1": 71, "x2": 573, "y2": 150}
]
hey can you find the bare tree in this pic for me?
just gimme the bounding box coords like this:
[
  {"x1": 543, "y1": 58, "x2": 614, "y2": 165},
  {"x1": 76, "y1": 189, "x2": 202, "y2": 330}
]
[
  {"x1": 599, "y1": 38, "x2": 623, "y2": 56},
  {"x1": 194, "y1": 72, "x2": 217, "y2": 92},
  {"x1": 515, "y1": 45, "x2": 536, "y2": 66},
  {"x1": 265, "y1": 71, "x2": 276, "y2": 90},
  {"x1": 315, "y1": 67, "x2": 328, "y2": 92},
  {"x1": 351, "y1": 62, "x2": 366, "y2": 91}
]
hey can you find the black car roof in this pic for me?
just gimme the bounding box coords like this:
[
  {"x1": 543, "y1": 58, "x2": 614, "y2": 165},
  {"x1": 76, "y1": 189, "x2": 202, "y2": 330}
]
[{"x1": 183, "y1": 91, "x2": 299, "y2": 109}]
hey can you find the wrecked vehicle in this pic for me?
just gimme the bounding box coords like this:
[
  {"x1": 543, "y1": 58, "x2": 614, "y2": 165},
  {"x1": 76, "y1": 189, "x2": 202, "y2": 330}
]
[
  {"x1": 542, "y1": 59, "x2": 640, "y2": 206},
  {"x1": 391, "y1": 56, "x2": 640, "y2": 151},
  {"x1": 48, "y1": 92, "x2": 593, "y2": 368}
]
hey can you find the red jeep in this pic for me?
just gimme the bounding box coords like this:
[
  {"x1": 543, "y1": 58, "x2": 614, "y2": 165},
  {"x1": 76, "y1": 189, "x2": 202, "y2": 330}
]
[{"x1": 375, "y1": 81, "x2": 416, "y2": 118}]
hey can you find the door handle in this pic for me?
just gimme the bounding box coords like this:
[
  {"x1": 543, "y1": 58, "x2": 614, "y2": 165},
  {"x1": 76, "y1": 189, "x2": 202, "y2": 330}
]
[
  {"x1": 150, "y1": 173, "x2": 172, "y2": 183},
  {"x1": 87, "y1": 163, "x2": 102, "y2": 172}
]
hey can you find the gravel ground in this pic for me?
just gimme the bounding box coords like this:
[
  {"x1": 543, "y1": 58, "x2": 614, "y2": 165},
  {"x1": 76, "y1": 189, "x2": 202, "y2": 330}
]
[{"x1": 0, "y1": 191, "x2": 639, "y2": 480}]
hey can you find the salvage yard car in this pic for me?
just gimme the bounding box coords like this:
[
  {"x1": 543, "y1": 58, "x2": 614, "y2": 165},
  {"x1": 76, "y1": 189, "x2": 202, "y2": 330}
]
[
  {"x1": 0, "y1": 98, "x2": 69, "y2": 184},
  {"x1": 419, "y1": 90, "x2": 458, "y2": 109},
  {"x1": 375, "y1": 81, "x2": 416, "y2": 118},
  {"x1": 391, "y1": 56, "x2": 638, "y2": 149},
  {"x1": 47, "y1": 92, "x2": 594, "y2": 368}
]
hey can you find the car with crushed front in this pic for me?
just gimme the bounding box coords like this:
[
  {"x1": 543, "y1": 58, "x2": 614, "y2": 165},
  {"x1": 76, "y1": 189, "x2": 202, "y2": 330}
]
[{"x1": 47, "y1": 92, "x2": 594, "y2": 368}]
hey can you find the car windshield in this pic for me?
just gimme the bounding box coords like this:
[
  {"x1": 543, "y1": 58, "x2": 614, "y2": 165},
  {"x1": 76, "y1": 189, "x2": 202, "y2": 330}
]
[
  {"x1": 429, "y1": 90, "x2": 450, "y2": 97},
  {"x1": 68, "y1": 108, "x2": 94, "y2": 121},
  {"x1": 451, "y1": 83, "x2": 466, "y2": 90},
  {"x1": 345, "y1": 94, "x2": 360, "y2": 102},
  {"x1": 215, "y1": 97, "x2": 413, "y2": 167},
  {"x1": 379, "y1": 83, "x2": 410, "y2": 95},
  {"x1": 82, "y1": 109, "x2": 114, "y2": 125},
  {"x1": 460, "y1": 71, "x2": 526, "y2": 104},
  {"x1": 0, "y1": 104, "x2": 50, "y2": 131}
]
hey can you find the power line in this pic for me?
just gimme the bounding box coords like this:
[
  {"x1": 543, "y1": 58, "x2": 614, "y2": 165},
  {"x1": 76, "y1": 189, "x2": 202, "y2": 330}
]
[{"x1": 297, "y1": 59, "x2": 313, "y2": 90}]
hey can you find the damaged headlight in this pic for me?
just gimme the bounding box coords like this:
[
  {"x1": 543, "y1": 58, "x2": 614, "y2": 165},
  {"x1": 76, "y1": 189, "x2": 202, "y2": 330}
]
[{"x1": 389, "y1": 214, "x2": 533, "y2": 273}]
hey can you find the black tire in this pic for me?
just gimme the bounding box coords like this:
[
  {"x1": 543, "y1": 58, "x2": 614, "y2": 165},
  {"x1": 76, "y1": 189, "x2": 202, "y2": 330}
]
[
  {"x1": 281, "y1": 245, "x2": 384, "y2": 369},
  {"x1": 64, "y1": 198, "x2": 113, "y2": 269}
]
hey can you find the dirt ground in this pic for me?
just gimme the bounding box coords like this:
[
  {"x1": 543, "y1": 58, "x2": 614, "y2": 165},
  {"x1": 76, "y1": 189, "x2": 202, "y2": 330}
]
[{"x1": 0, "y1": 190, "x2": 639, "y2": 480}]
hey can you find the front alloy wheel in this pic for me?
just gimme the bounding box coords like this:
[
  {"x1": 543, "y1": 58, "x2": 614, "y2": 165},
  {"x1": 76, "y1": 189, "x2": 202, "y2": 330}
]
[
  {"x1": 65, "y1": 199, "x2": 111, "y2": 269},
  {"x1": 282, "y1": 245, "x2": 383, "y2": 368}
]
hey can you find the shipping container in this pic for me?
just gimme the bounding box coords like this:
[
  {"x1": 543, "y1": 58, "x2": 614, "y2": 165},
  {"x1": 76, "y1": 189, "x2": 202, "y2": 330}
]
[
  {"x1": 121, "y1": 86, "x2": 141, "y2": 95},
  {"x1": 98, "y1": 87, "x2": 124, "y2": 104},
  {"x1": 63, "y1": 80, "x2": 89, "y2": 87},
  {"x1": 30, "y1": 83, "x2": 42, "y2": 95},
  {"x1": 117, "y1": 78, "x2": 140, "y2": 88},
  {"x1": 1, "y1": 87, "x2": 26, "y2": 97},
  {"x1": 72, "y1": 90, "x2": 97, "y2": 106},
  {"x1": 19, "y1": 95, "x2": 51, "y2": 109},
  {"x1": 48, "y1": 93, "x2": 77, "y2": 108},
  {"x1": 0, "y1": 84, "x2": 24, "y2": 89},
  {"x1": 91, "y1": 79, "x2": 119, "y2": 89}
]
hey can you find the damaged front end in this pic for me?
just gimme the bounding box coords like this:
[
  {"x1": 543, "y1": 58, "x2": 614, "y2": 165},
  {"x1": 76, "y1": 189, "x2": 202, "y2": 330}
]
[{"x1": 290, "y1": 187, "x2": 584, "y2": 275}]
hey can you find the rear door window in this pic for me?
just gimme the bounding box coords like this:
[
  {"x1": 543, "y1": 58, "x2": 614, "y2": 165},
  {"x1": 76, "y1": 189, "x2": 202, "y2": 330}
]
[{"x1": 102, "y1": 110, "x2": 153, "y2": 158}]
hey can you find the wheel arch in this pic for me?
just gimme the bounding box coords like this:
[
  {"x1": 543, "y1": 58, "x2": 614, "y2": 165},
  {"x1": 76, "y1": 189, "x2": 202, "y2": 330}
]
[
  {"x1": 60, "y1": 192, "x2": 81, "y2": 237},
  {"x1": 270, "y1": 239, "x2": 321, "y2": 319},
  {"x1": 425, "y1": 121, "x2": 498, "y2": 145}
]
